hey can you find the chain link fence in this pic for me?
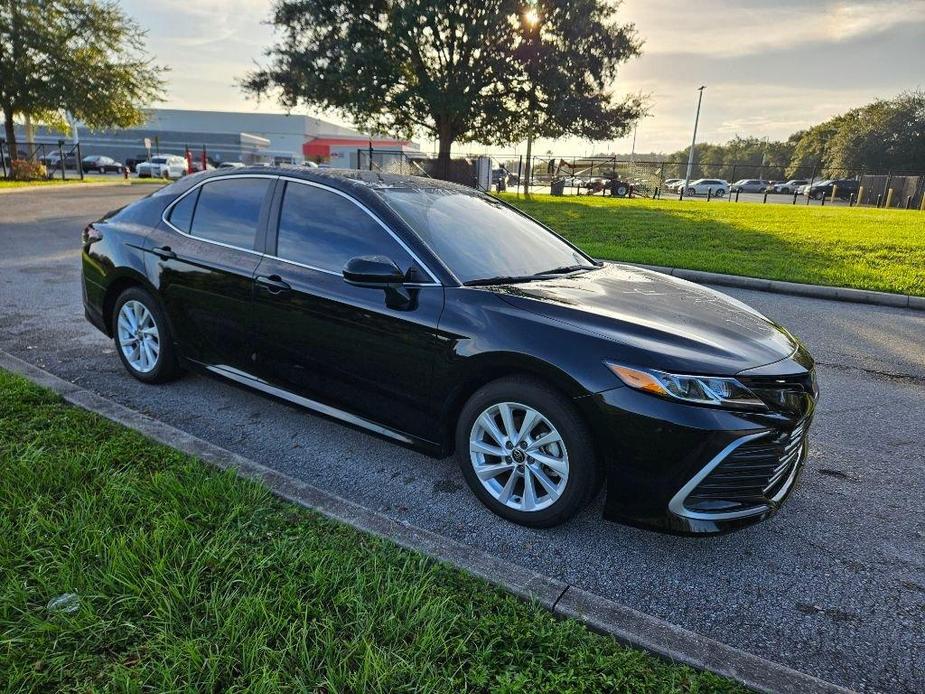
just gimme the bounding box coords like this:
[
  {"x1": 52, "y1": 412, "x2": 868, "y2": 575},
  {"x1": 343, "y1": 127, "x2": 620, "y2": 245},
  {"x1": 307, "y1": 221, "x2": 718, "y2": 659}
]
[
  {"x1": 369, "y1": 152, "x2": 925, "y2": 210},
  {"x1": 1, "y1": 140, "x2": 86, "y2": 180}
]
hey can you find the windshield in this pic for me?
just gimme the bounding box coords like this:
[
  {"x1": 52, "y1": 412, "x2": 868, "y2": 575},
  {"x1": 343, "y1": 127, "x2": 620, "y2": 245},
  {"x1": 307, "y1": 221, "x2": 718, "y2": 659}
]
[
  {"x1": 150, "y1": 157, "x2": 167, "y2": 164},
  {"x1": 379, "y1": 188, "x2": 594, "y2": 283}
]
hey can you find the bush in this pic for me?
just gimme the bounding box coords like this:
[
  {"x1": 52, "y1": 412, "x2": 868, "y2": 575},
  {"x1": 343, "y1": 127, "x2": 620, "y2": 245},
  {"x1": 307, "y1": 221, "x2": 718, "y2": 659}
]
[{"x1": 9, "y1": 159, "x2": 48, "y2": 181}]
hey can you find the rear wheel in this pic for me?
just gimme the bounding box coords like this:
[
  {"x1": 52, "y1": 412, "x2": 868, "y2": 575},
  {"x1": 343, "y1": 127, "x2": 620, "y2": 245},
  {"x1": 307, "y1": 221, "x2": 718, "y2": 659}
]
[
  {"x1": 112, "y1": 287, "x2": 181, "y2": 384},
  {"x1": 456, "y1": 377, "x2": 600, "y2": 528}
]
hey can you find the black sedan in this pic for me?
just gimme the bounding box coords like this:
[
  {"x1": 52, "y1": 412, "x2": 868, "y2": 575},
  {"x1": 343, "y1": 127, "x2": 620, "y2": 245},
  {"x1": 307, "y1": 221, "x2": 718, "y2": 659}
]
[
  {"x1": 805, "y1": 178, "x2": 859, "y2": 200},
  {"x1": 82, "y1": 155, "x2": 124, "y2": 174},
  {"x1": 81, "y1": 167, "x2": 817, "y2": 535}
]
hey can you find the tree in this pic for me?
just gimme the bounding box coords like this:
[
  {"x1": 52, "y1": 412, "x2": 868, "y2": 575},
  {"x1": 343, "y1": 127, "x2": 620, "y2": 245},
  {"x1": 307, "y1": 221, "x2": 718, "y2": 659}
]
[
  {"x1": 242, "y1": 0, "x2": 642, "y2": 178},
  {"x1": 825, "y1": 91, "x2": 925, "y2": 174},
  {"x1": 514, "y1": 1, "x2": 643, "y2": 193},
  {"x1": 0, "y1": 0, "x2": 165, "y2": 159}
]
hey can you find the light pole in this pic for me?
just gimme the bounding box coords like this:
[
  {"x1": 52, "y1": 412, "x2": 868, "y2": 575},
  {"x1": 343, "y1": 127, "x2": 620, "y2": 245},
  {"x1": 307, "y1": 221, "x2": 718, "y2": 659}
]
[
  {"x1": 684, "y1": 86, "x2": 705, "y2": 184},
  {"x1": 521, "y1": 6, "x2": 540, "y2": 196},
  {"x1": 630, "y1": 122, "x2": 637, "y2": 164}
]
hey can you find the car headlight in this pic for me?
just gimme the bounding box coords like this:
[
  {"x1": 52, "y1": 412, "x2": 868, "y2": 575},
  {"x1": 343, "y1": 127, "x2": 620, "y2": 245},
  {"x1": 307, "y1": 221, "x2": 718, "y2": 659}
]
[{"x1": 605, "y1": 362, "x2": 767, "y2": 411}]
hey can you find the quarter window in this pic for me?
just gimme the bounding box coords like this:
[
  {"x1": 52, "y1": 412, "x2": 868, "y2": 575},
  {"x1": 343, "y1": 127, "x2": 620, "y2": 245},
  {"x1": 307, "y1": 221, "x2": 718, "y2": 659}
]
[
  {"x1": 168, "y1": 188, "x2": 198, "y2": 233},
  {"x1": 189, "y1": 178, "x2": 270, "y2": 249},
  {"x1": 276, "y1": 182, "x2": 416, "y2": 275}
]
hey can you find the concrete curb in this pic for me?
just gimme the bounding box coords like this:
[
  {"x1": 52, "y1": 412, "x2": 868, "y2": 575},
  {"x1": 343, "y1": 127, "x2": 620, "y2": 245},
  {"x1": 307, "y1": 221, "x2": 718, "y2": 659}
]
[
  {"x1": 631, "y1": 263, "x2": 922, "y2": 311},
  {"x1": 0, "y1": 349, "x2": 855, "y2": 694}
]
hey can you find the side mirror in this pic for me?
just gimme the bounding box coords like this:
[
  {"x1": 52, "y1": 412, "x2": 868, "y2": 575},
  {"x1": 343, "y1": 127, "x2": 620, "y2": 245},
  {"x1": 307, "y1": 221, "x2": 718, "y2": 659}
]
[
  {"x1": 343, "y1": 255, "x2": 415, "y2": 309},
  {"x1": 342, "y1": 255, "x2": 406, "y2": 287}
]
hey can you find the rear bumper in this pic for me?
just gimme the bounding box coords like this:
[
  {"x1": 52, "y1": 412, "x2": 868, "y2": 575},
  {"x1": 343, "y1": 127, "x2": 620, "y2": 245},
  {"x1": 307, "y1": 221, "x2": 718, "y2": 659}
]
[
  {"x1": 576, "y1": 383, "x2": 814, "y2": 535},
  {"x1": 82, "y1": 270, "x2": 108, "y2": 335}
]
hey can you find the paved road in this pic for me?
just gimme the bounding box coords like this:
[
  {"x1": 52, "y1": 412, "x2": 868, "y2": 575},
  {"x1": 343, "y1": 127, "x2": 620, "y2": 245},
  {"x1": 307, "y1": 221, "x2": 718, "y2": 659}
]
[{"x1": 2, "y1": 186, "x2": 923, "y2": 693}]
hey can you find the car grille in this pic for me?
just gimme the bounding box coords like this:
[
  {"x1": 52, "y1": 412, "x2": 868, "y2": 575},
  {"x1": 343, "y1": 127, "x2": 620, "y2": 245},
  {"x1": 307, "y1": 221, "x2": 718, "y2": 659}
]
[{"x1": 685, "y1": 418, "x2": 808, "y2": 514}]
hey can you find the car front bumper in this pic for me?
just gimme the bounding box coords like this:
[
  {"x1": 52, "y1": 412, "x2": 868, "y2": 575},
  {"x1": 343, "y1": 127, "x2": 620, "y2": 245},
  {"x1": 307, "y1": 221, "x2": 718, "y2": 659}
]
[{"x1": 576, "y1": 374, "x2": 815, "y2": 535}]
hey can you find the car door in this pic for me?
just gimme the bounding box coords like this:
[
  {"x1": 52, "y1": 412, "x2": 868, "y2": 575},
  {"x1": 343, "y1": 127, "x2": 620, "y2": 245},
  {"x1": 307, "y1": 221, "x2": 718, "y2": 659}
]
[
  {"x1": 251, "y1": 178, "x2": 445, "y2": 441},
  {"x1": 147, "y1": 174, "x2": 276, "y2": 370}
]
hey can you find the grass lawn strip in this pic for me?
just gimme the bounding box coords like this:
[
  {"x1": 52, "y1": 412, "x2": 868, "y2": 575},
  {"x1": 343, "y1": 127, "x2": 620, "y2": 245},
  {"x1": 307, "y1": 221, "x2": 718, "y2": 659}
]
[
  {"x1": 500, "y1": 194, "x2": 925, "y2": 297},
  {"x1": 0, "y1": 369, "x2": 744, "y2": 692}
]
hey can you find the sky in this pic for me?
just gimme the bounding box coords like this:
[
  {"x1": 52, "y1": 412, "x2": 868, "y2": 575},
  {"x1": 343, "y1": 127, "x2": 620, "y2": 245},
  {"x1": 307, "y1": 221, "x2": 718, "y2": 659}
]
[{"x1": 121, "y1": 0, "x2": 925, "y2": 157}]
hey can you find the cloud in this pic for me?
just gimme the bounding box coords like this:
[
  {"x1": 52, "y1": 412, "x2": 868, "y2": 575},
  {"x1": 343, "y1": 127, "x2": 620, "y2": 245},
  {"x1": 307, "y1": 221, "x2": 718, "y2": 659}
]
[{"x1": 623, "y1": 0, "x2": 925, "y2": 57}]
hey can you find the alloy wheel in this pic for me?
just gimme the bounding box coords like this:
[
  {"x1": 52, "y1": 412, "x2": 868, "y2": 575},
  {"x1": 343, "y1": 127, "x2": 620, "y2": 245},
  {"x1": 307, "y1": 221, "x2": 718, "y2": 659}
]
[
  {"x1": 117, "y1": 300, "x2": 160, "y2": 373},
  {"x1": 469, "y1": 402, "x2": 569, "y2": 512}
]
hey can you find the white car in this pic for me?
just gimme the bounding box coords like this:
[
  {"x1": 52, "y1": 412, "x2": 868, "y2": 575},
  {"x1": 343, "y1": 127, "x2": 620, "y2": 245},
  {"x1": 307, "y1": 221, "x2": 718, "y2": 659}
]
[
  {"x1": 217, "y1": 161, "x2": 246, "y2": 169},
  {"x1": 665, "y1": 178, "x2": 688, "y2": 191},
  {"x1": 684, "y1": 178, "x2": 728, "y2": 197},
  {"x1": 136, "y1": 155, "x2": 188, "y2": 179}
]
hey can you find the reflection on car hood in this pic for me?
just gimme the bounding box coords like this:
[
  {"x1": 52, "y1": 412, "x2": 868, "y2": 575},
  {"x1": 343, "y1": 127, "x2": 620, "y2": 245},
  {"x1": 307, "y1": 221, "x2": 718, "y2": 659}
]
[{"x1": 491, "y1": 263, "x2": 800, "y2": 375}]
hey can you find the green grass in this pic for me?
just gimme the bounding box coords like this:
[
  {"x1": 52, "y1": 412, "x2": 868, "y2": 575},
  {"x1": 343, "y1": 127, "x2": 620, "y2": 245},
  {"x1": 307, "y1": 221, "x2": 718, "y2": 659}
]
[
  {"x1": 0, "y1": 176, "x2": 163, "y2": 189},
  {"x1": 499, "y1": 194, "x2": 925, "y2": 296},
  {"x1": 0, "y1": 370, "x2": 743, "y2": 693}
]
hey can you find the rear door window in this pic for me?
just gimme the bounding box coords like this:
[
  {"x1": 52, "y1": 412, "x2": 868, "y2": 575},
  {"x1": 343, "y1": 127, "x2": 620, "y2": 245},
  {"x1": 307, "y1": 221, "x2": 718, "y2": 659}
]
[{"x1": 188, "y1": 178, "x2": 271, "y2": 250}]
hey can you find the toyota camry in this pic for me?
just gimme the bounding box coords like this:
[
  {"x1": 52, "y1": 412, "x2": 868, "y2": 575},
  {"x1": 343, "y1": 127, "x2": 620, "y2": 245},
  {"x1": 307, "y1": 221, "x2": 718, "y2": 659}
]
[{"x1": 81, "y1": 167, "x2": 817, "y2": 535}]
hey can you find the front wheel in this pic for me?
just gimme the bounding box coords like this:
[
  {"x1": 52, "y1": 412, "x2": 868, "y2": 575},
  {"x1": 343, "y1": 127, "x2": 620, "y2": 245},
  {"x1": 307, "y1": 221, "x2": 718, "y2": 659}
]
[
  {"x1": 112, "y1": 287, "x2": 181, "y2": 384},
  {"x1": 456, "y1": 377, "x2": 601, "y2": 528},
  {"x1": 715, "y1": 188, "x2": 726, "y2": 197}
]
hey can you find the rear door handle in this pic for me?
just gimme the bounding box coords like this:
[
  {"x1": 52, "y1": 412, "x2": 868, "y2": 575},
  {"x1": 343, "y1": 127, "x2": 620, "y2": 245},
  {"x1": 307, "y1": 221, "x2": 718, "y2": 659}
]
[
  {"x1": 256, "y1": 274, "x2": 291, "y2": 294},
  {"x1": 152, "y1": 245, "x2": 177, "y2": 260}
]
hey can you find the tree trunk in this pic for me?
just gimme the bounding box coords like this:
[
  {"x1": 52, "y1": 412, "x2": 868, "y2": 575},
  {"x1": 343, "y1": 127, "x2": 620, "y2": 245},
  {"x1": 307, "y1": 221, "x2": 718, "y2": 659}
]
[
  {"x1": 523, "y1": 133, "x2": 533, "y2": 197},
  {"x1": 3, "y1": 104, "x2": 17, "y2": 161},
  {"x1": 436, "y1": 118, "x2": 453, "y2": 182}
]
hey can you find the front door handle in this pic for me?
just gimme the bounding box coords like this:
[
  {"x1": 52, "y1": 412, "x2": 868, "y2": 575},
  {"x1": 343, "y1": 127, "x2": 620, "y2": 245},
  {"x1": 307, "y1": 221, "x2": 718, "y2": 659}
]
[
  {"x1": 256, "y1": 274, "x2": 291, "y2": 294},
  {"x1": 152, "y1": 245, "x2": 177, "y2": 260}
]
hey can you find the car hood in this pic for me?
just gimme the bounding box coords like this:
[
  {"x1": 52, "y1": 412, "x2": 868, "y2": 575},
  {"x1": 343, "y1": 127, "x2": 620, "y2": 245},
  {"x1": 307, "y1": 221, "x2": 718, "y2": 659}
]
[{"x1": 491, "y1": 263, "x2": 801, "y2": 375}]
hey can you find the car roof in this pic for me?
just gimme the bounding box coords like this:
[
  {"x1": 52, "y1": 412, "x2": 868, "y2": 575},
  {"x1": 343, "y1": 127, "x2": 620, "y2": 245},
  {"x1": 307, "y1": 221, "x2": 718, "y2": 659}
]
[{"x1": 186, "y1": 165, "x2": 473, "y2": 198}]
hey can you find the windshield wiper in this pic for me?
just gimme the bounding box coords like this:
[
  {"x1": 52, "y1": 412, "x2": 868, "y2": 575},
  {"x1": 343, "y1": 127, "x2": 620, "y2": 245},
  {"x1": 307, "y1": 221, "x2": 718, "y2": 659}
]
[
  {"x1": 463, "y1": 275, "x2": 544, "y2": 286},
  {"x1": 533, "y1": 263, "x2": 600, "y2": 276}
]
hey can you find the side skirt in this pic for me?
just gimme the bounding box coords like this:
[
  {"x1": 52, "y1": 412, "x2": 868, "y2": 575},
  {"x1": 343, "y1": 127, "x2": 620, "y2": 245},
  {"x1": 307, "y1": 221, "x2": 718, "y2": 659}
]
[{"x1": 201, "y1": 363, "x2": 442, "y2": 454}]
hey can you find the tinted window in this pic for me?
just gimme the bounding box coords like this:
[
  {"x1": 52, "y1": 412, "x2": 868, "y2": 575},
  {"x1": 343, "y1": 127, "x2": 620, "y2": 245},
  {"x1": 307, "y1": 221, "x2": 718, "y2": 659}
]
[
  {"x1": 168, "y1": 188, "x2": 199, "y2": 233},
  {"x1": 276, "y1": 182, "x2": 415, "y2": 274},
  {"x1": 190, "y1": 178, "x2": 270, "y2": 249},
  {"x1": 380, "y1": 188, "x2": 594, "y2": 284}
]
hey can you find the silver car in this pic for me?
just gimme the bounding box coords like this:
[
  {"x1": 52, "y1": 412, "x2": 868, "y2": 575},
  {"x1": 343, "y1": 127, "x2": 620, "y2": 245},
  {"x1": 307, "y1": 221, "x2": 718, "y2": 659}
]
[{"x1": 731, "y1": 179, "x2": 770, "y2": 193}]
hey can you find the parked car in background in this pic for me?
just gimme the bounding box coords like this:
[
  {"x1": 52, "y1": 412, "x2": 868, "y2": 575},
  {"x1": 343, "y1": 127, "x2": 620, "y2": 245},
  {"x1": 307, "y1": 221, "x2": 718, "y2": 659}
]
[
  {"x1": 124, "y1": 154, "x2": 151, "y2": 173},
  {"x1": 189, "y1": 160, "x2": 216, "y2": 173},
  {"x1": 685, "y1": 179, "x2": 728, "y2": 197},
  {"x1": 137, "y1": 155, "x2": 188, "y2": 179},
  {"x1": 805, "y1": 179, "x2": 859, "y2": 200},
  {"x1": 730, "y1": 179, "x2": 770, "y2": 193},
  {"x1": 42, "y1": 152, "x2": 78, "y2": 169},
  {"x1": 81, "y1": 168, "x2": 817, "y2": 535},
  {"x1": 82, "y1": 155, "x2": 123, "y2": 174},
  {"x1": 772, "y1": 179, "x2": 808, "y2": 194},
  {"x1": 662, "y1": 178, "x2": 683, "y2": 190},
  {"x1": 217, "y1": 161, "x2": 246, "y2": 169}
]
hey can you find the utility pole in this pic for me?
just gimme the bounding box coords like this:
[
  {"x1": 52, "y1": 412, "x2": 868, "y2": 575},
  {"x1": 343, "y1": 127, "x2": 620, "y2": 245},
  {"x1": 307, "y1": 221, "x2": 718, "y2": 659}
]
[{"x1": 685, "y1": 86, "x2": 705, "y2": 184}]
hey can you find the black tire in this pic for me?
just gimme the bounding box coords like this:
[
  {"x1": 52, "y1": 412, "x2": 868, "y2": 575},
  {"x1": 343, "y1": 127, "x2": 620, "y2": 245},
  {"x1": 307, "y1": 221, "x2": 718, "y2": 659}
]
[
  {"x1": 111, "y1": 286, "x2": 182, "y2": 384},
  {"x1": 455, "y1": 376, "x2": 601, "y2": 528},
  {"x1": 715, "y1": 188, "x2": 725, "y2": 197}
]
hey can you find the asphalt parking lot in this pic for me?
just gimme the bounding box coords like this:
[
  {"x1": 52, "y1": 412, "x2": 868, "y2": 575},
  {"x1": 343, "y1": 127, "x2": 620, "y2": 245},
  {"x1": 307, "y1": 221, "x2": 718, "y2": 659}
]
[{"x1": 2, "y1": 185, "x2": 923, "y2": 693}]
